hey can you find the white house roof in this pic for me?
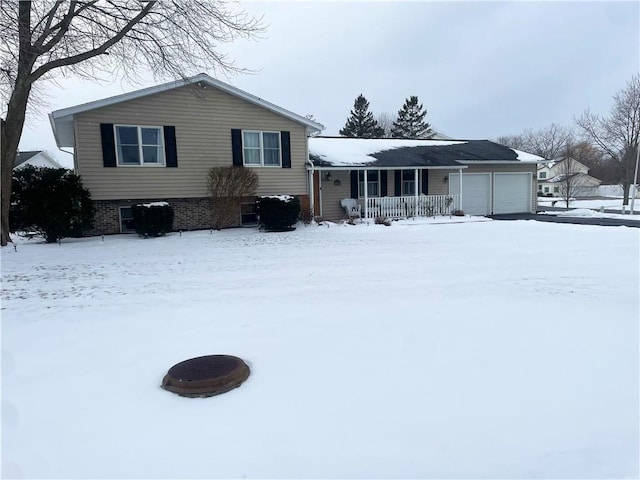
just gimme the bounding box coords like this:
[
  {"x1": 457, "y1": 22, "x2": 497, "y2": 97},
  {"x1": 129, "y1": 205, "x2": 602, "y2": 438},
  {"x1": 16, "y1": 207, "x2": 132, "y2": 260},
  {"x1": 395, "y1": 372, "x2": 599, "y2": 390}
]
[
  {"x1": 49, "y1": 73, "x2": 325, "y2": 147},
  {"x1": 309, "y1": 137, "x2": 545, "y2": 168}
]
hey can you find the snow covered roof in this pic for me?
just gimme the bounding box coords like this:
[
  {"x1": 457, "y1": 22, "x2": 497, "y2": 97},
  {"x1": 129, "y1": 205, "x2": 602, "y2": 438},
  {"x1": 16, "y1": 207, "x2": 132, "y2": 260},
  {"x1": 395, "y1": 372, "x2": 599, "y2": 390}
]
[
  {"x1": 14, "y1": 151, "x2": 41, "y2": 167},
  {"x1": 49, "y1": 73, "x2": 325, "y2": 147},
  {"x1": 309, "y1": 137, "x2": 545, "y2": 168}
]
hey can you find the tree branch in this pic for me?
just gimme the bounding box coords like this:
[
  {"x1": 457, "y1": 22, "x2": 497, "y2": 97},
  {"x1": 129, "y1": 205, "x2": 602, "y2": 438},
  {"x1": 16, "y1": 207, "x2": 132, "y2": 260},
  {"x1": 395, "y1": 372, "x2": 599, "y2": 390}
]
[{"x1": 30, "y1": 1, "x2": 155, "y2": 82}]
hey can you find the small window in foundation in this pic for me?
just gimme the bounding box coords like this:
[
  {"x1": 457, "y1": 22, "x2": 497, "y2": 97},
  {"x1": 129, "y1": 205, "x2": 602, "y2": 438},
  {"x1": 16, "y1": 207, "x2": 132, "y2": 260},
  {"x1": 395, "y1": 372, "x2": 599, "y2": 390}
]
[
  {"x1": 240, "y1": 203, "x2": 258, "y2": 226},
  {"x1": 119, "y1": 206, "x2": 136, "y2": 233}
]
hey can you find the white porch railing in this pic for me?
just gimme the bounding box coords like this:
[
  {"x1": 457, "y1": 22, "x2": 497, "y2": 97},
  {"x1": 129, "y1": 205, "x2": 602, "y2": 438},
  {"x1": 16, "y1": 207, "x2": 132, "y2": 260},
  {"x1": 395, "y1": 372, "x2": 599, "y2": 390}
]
[{"x1": 362, "y1": 195, "x2": 460, "y2": 219}]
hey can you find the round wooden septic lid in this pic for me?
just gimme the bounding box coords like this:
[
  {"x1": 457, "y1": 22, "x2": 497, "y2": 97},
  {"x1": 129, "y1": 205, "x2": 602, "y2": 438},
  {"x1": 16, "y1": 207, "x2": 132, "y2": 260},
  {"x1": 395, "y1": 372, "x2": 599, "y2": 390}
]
[{"x1": 161, "y1": 355, "x2": 250, "y2": 398}]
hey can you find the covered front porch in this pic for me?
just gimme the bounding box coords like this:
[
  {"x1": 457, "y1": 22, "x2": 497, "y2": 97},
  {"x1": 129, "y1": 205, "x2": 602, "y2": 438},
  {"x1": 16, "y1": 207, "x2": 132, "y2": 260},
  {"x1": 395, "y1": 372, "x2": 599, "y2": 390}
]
[{"x1": 308, "y1": 166, "x2": 466, "y2": 221}]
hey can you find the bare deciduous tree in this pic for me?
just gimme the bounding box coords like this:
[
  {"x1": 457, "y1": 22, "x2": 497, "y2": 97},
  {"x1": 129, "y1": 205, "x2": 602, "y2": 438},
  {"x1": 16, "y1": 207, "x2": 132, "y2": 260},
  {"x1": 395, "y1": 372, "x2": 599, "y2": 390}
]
[
  {"x1": 375, "y1": 112, "x2": 395, "y2": 138},
  {"x1": 497, "y1": 123, "x2": 574, "y2": 159},
  {"x1": 555, "y1": 144, "x2": 592, "y2": 209},
  {"x1": 0, "y1": 0, "x2": 264, "y2": 246},
  {"x1": 575, "y1": 75, "x2": 640, "y2": 205},
  {"x1": 207, "y1": 166, "x2": 258, "y2": 230}
]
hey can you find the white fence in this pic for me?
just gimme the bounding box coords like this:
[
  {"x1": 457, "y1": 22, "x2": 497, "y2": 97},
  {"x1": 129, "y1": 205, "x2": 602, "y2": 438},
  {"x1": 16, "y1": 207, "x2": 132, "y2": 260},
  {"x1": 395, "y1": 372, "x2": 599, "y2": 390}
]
[{"x1": 362, "y1": 195, "x2": 460, "y2": 219}]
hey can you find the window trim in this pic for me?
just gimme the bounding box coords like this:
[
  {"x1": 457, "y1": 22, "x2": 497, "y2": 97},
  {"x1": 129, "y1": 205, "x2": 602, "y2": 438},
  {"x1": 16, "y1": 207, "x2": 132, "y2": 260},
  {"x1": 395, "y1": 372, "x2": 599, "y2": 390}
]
[
  {"x1": 539, "y1": 171, "x2": 547, "y2": 179},
  {"x1": 242, "y1": 130, "x2": 282, "y2": 167},
  {"x1": 402, "y1": 170, "x2": 416, "y2": 196},
  {"x1": 118, "y1": 206, "x2": 136, "y2": 233},
  {"x1": 358, "y1": 169, "x2": 381, "y2": 198},
  {"x1": 240, "y1": 202, "x2": 258, "y2": 226},
  {"x1": 114, "y1": 124, "x2": 166, "y2": 167}
]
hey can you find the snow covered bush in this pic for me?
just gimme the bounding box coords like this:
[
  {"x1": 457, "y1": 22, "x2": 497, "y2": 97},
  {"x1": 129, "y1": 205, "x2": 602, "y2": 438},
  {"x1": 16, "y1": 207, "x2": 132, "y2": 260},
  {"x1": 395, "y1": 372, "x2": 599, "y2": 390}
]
[
  {"x1": 10, "y1": 165, "x2": 94, "y2": 243},
  {"x1": 131, "y1": 202, "x2": 174, "y2": 237},
  {"x1": 207, "y1": 166, "x2": 259, "y2": 230},
  {"x1": 255, "y1": 195, "x2": 300, "y2": 232}
]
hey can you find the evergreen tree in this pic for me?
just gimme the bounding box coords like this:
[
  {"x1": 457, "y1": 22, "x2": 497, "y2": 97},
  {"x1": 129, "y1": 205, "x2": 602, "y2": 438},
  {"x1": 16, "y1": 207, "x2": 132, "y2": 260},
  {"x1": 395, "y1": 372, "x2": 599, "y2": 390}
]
[
  {"x1": 390, "y1": 96, "x2": 432, "y2": 139},
  {"x1": 339, "y1": 94, "x2": 385, "y2": 138},
  {"x1": 10, "y1": 166, "x2": 94, "y2": 243}
]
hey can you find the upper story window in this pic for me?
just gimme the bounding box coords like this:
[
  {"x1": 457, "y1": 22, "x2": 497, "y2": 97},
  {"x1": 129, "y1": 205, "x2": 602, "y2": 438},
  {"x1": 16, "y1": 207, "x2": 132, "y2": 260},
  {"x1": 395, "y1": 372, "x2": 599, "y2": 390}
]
[
  {"x1": 359, "y1": 170, "x2": 380, "y2": 197},
  {"x1": 243, "y1": 131, "x2": 281, "y2": 167},
  {"x1": 115, "y1": 125, "x2": 165, "y2": 166},
  {"x1": 539, "y1": 171, "x2": 547, "y2": 179}
]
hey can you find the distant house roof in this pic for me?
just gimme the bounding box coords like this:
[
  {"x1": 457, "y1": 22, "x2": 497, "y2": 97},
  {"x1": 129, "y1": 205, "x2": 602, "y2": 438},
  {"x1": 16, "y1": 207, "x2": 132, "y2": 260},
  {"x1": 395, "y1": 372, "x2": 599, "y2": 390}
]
[
  {"x1": 14, "y1": 151, "x2": 41, "y2": 167},
  {"x1": 544, "y1": 172, "x2": 601, "y2": 185},
  {"x1": 49, "y1": 73, "x2": 325, "y2": 147},
  {"x1": 308, "y1": 137, "x2": 544, "y2": 169}
]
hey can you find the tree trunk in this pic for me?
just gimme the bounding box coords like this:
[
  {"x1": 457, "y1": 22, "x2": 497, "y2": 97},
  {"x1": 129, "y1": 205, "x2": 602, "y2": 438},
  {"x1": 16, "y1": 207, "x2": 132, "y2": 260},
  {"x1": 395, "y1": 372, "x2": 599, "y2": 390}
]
[
  {"x1": 622, "y1": 182, "x2": 630, "y2": 206},
  {"x1": 1, "y1": 78, "x2": 33, "y2": 246}
]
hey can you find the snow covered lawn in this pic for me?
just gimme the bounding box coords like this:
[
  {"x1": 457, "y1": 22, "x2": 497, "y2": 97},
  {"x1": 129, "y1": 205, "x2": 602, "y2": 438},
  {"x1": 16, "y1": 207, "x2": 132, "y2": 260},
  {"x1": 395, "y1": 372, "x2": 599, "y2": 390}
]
[
  {"x1": 2, "y1": 220, "x2": 638, "y2": 478},
  {"x1": 538, "y1": 197, "x2": 634, "y2": 210}
]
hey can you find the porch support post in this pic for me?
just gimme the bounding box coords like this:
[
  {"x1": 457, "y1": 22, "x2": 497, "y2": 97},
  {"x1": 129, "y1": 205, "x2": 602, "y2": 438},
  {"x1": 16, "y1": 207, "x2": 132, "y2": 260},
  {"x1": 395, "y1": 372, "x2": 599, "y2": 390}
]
[
  {"x1": 458, "y1": 168, "x2": 463, "y2": 211},
  {"x1": 414, "y1": 168, "x2": 419, "y2": 217},
  {"x1": 364, "y1": 169, "x2": 369, "y2": 219}
]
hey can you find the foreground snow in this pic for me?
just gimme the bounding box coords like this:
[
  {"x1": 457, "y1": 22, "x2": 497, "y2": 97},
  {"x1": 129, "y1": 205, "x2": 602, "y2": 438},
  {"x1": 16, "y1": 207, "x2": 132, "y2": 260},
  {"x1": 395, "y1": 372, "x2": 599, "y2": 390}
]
[{"x1": 2, "y1": 221, "x2": 639, "y2": 478}]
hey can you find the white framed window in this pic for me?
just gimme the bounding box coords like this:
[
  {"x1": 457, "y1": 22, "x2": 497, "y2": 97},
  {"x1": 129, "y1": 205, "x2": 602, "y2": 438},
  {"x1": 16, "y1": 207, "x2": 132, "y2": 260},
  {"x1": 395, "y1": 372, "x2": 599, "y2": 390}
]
[
  {"x1": 243, "y1": 131, "x2": 281, "y2": 167},
  {"x1": 240, "y1": 203, "x2": 258, "y2": 226},
  {"x1": 115, "y1": 125, "x2": 165, "y2": 166},
  {"x1": 538, "y1": 184, "x2": 543, "y2": 191},
  {"x1": 402, "y1": 170, "x2": 416, "y2": 195},
  {"x1": 553, "y1": 186, "x2": 560, "y2": 193},
  {"x1": 539, "y1": 172, "x2": 547, "y2": 179},
  {"x1": 544, "y1": 187, "x2": 550, "y2": 193},
  {"x1": 358, "y1": 170, "x2": 380, "y2": 197},
  {"x1": 119, "y1": 206, "x2": 135, "y2": 233}
]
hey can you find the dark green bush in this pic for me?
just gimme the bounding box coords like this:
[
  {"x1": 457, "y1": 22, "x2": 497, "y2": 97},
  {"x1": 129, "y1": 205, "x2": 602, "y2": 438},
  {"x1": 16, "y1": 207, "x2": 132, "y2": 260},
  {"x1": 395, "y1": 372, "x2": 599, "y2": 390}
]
[
  {"x1": 10, "y1": 166, "x2": 94, "y2": 243},
  {"x1": 132, "y1": 202, "x2": 174, "y2": 237},
  {"x1": 256, "y1": 195, "x2": 300, "y2": 232}
]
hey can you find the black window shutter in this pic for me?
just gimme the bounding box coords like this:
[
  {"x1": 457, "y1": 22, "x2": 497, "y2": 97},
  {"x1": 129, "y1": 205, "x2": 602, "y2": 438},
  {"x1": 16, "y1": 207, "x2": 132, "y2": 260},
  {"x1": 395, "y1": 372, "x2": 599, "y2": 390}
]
[
  {"x1": 394, "y1": 170, "x2": 402, "y2": 196},
  {"x1": 231, "y1": 129, "x2": 243, "y2": 166},
  {"x1": 100, "y1": 123, "x2": 116, "y2": 167},
  {"x1": 164, "y1": 126, "x2": 178, "y2": 167},
  {"x1": 381, "y1": 170, "x2": 388, "y2": 196},
  {"x1": 421, "y1": 169, "x2": 429, "y2": 194},
  {"x1": 350, "y1": 170, "x2": 358, "y2": 199},
  {"x1": 281, "y1": 131, "x2": 291, "y2": 168}
]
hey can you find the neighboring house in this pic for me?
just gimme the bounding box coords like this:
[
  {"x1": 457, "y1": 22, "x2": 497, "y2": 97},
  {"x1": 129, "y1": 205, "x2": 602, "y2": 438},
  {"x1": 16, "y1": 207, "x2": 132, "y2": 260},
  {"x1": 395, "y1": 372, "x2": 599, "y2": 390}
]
[
  {"x1": 309, "y1": 137, "x2": 543, "y2": 220},
  {"x1": 49, "y1": 73, "x2": 324, "y2": 234},
  {"x1": 14, "y1": 150, "x2": 63, "y2": 170},
  {"x1": 537, "y1": 157, "x2": 601, "y2": 197}
]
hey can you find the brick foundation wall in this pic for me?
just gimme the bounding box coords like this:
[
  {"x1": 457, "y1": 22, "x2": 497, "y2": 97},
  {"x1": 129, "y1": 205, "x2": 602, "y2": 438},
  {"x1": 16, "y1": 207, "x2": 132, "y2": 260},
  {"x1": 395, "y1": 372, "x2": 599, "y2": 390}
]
[{"x1": 89, "y1": 195, "x2": 310, "y2": 235}]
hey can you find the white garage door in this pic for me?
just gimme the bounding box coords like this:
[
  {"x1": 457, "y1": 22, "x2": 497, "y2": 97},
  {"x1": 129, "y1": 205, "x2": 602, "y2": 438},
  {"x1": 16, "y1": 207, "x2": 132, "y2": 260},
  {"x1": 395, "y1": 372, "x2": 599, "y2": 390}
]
[
  {"x1": 494, "y1": 173, "x2": 532, "y2": 214},
  {"x1": 449, "y1": 173, "x2": 491, "y2": 215}
]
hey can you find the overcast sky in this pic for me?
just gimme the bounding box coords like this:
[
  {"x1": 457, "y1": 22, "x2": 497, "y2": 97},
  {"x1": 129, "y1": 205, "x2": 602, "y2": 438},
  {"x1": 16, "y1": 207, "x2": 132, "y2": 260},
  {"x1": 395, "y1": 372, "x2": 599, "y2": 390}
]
[{"x1": 16, "y1": 1, "x2": 640, "y2": 168}]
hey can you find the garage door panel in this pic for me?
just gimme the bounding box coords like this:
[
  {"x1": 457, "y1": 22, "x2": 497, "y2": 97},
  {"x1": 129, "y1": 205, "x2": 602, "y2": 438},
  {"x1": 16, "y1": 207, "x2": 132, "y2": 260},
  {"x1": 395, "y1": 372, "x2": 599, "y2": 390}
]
[
  {"x1": 494, "y1": 173, "x2": 531, "y2": 214},
  {"x1": 450, "y1": 173, "x2": 491, "y2": 215}
]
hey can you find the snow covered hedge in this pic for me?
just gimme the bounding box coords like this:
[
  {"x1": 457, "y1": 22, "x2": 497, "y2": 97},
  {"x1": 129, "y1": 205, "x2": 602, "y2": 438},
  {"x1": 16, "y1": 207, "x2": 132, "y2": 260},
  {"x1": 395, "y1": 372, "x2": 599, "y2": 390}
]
[
  {"x1": 131, "y1": 202, "x2": 174, "y2": 237},
  {"x1": 255, "y1": 195, "x2": 300, "y2": 232}
]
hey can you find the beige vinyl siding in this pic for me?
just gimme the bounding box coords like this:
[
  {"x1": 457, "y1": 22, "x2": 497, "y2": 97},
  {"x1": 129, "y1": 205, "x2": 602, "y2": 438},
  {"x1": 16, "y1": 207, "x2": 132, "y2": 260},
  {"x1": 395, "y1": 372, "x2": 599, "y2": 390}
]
[
  {"x1": 74, "y1": 84, "x2": 308, "y2": 200},
  {"x1": 319, "y1": 171, "x2": 351, "y2": 220}
]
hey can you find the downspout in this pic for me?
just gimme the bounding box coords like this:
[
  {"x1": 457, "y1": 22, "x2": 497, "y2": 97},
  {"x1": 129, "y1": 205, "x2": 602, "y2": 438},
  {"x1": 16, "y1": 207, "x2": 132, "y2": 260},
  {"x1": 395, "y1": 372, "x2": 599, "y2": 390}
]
[
  {"x1": 57, "y1": 146, "x2": 74, "y2": 170},
  {"x1": 307, "y1": 154, "x2": 315, "y2": 218}
]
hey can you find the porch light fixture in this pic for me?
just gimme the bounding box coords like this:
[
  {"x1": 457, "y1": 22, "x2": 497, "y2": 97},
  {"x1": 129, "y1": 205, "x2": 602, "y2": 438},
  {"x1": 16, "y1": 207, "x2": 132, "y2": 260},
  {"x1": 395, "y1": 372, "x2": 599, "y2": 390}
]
[
  {"x1": 443, "y1": 176, "x2": 448, "y2": 183},
  {"x1": 325, "y1": 172, "x2": 333, "y2": 181}
]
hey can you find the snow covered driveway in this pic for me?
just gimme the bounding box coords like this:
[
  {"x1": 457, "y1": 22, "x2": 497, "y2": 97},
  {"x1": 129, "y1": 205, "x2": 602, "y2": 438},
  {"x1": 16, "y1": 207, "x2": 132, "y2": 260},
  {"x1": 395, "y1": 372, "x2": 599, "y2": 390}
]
[{"x1": 2, "y1": 220, "x2": 638, "y2": 478}]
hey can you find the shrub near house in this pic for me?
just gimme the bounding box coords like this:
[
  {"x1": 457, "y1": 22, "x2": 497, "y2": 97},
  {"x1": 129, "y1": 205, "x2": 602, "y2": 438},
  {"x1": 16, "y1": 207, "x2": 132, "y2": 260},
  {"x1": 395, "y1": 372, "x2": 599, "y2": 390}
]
[
  {"x1": 131, "y1": 202, "x2": 174, "y2": 237},
  {"x1": 10, "y1": 166, "x2": 94, "y2": 243},
  {"x1": 256, "y1": 195, "x2": 301, "y2": 232}
]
